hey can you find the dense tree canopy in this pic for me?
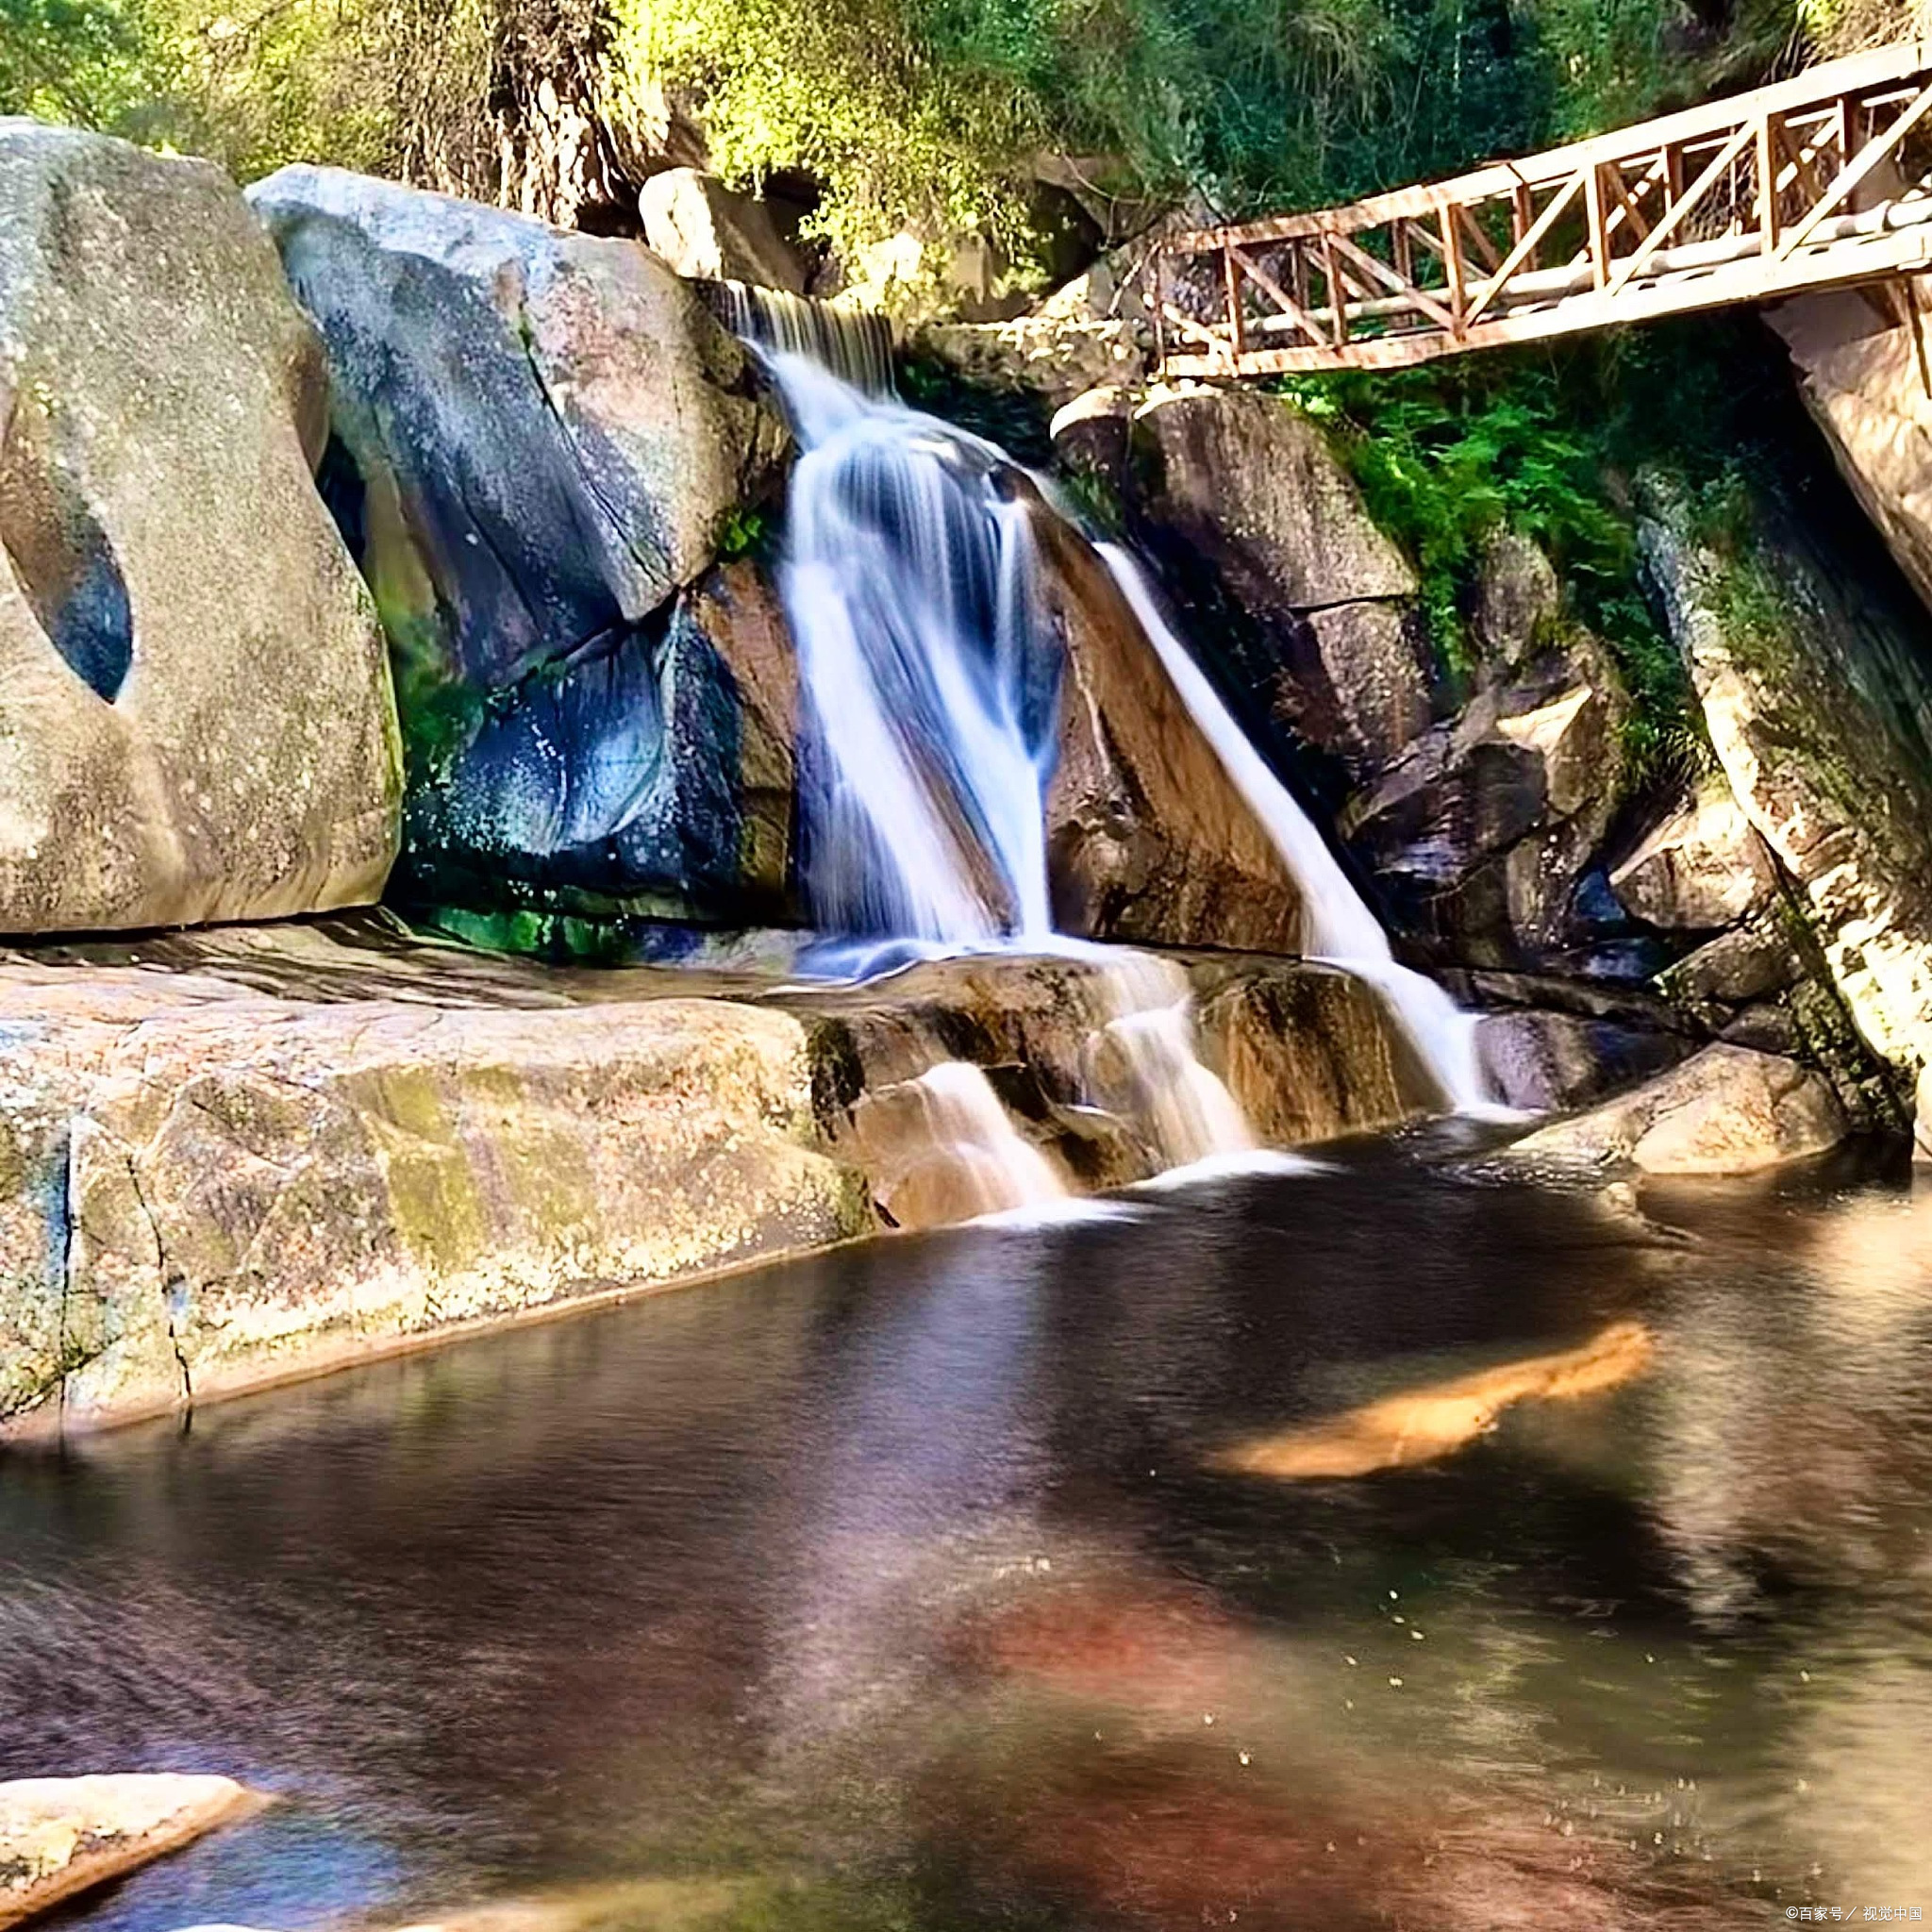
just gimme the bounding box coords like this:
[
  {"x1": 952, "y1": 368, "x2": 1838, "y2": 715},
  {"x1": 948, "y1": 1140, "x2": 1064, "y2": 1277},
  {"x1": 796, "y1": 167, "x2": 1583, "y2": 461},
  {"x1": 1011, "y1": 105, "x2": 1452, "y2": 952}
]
[{"x1": 0, "y1": 0, "x2": 1917, "y2": 280}]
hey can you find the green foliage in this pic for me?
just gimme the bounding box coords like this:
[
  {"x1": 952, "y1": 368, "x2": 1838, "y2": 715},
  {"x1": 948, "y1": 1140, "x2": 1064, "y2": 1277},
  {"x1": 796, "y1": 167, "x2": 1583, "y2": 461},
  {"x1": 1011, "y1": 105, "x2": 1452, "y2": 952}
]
[
  {"x1": 715, "y1": 504, "x2": 771, "y2": 560},
  {"x1": 1275, "y1": 324, "x2": 1792, "y2": 784}
]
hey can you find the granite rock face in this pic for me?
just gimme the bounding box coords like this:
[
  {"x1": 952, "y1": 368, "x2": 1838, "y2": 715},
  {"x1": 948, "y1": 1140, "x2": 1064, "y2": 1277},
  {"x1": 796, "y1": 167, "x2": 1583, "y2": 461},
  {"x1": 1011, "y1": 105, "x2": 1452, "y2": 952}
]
[
  {"x1": 0, "y1": 124, "x2": 400, "y2": 936},
  {"x1": 1641, "y1": 482, "x2": 1932, "y2": 1091},
  {"x1": 247, "y1": 166, "x2": 792, "y2": 923},
  {"x1": 1511, "y1": 1042, "x2": 1847, "y2": 1174},
  {"x1": 0, "y1": 940, "x2": 869, "y2": 1430}
]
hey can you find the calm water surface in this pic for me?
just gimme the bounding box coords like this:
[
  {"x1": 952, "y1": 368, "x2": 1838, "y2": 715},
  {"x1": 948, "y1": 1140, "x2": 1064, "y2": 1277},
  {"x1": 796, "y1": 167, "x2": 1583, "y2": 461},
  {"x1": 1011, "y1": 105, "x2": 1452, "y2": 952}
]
[{"x1": 6, "y1": 1141, "x2": 1932, "y2": 1931}]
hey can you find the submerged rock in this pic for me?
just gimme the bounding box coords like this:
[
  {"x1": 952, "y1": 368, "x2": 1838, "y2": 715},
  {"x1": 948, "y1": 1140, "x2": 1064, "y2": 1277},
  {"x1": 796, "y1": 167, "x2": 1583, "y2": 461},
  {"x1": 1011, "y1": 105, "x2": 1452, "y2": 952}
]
[
  {"x1": 0, "y1": 123, "x2": 400, "y2": 935},
  {"x1": 0, "y1": 1774, "x2": 258, "y2": 1925},
  {"x1": 246, "y1": 166, "x2": 791, "y2": 923},
  {"x1": 1510, "y1": 1042, "x2": 1846, "y2": 1174}
]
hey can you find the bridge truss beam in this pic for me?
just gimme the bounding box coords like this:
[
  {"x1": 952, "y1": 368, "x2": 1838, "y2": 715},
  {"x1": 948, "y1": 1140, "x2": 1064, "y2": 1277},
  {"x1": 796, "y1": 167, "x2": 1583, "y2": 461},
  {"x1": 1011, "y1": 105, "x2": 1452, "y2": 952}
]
[{"x1": 1152, "y1": 40, "x2": 1932, "y2": 379}]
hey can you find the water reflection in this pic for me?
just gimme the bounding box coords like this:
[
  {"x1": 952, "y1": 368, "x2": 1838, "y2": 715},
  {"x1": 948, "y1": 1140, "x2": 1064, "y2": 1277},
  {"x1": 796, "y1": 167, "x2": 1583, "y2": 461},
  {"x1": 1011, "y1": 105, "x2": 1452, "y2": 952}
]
[{"x1": 1, "y1": 1155, "x2": 1929, "y2": 1929}]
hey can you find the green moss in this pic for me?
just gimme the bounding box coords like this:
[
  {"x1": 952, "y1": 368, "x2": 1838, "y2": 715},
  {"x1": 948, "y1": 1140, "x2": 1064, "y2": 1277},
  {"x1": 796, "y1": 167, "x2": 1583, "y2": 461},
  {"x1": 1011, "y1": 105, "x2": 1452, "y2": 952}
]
[{"x1": 1274, "y1": 320, "x2": 1812, "y2": 792}]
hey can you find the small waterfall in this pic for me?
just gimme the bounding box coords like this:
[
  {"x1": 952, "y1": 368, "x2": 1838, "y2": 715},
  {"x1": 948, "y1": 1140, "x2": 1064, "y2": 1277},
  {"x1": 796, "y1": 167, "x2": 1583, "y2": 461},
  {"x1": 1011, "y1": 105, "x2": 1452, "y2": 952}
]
[
  {"x1": 770, "y1": 353, "x2": 1062, "y2": 962},
  {"x1": 896, "y1": 1061, "x2": 1069, "y2": 1221},
  {"x1": 746, "y1": 346, "x2": 1491, "y2": 1199},
  {"x1": 1097, "y1": 547, "x2": 1493, "y2": 1116},
  {"x1": 721, "y1": 284, "x2": 895, "y2": 395},
  {"x1": 1085, "y1": 954, "x2": 1256, "y2": 1167}
]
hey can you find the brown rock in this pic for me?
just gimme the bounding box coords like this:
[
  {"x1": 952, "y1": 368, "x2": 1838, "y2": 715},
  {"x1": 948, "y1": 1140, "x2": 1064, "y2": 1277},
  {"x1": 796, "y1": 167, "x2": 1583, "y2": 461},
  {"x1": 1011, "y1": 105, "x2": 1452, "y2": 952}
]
[
  {"x1": 1510, "y1": 1042, "x2": 1846, "y2": 1174},
  {"x1": 1610, "y1": 774, "x2": 1778, "y2": 930},
  {"x1": 0, "y1": 1774, "x2": 261, "y2": 1927},
  {"x1": 1031, "y1": 510, "x2": 1307, "y2": 953},
  {"x1": 685, "y1": 560, "x2": 799, "y2": 909},
  {"x1": 0, "y1": 124, "x2": 400, "y2": 936}
]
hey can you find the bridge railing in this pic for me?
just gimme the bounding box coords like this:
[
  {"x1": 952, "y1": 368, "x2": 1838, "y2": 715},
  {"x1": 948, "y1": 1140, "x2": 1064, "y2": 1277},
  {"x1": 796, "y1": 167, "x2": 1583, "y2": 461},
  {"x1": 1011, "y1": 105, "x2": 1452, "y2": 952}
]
[{"x1": 1151, "y1": 39, "x2": 1932, "y2": 378}]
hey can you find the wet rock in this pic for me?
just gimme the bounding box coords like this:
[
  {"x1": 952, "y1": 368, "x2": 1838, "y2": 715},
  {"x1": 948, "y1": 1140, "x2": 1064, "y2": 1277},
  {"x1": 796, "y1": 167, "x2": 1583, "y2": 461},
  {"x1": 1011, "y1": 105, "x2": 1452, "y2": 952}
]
[
  {"x1": 1030, "y1": 510, "x2": 1307, "y2": 953},
  {"x1": 246, "y1": 166, "x2": 791, "y2": 923},
  {"x1": 1918, "y1": 1060, "x2": 1932, "y2": 1163},
  {"x1": 1191, "y1": 959, "x2": 1438, "y2": 1143},
  {"x1": 1343, "y1": 630, "x2": 1630, "y2": 968},
  {"x1": 1609, "y1": 774, "x2": 1777, "y2": 930},
  {"x1": 638, "y1": 167, "x2": 806, "y2": 291},
  {"x1": 0, "y1": 941, "x2": 869, "y2": 1432},
  {"x1": 0, "y1": 1774, "x2": 258, "y2": 1925},
  {"x1": 1641, "y1": 481, "x2": 1932, "y2": 1088},
  {"x1": 1128, "y1": 387, "x2": 1416, "y2": 611},
  {"x1": 0, "y1": 124, "x2": 400, "y2": 935},
  {"x1": 1510, "y1": 1043, "x2": 1846, "y2": 1174}
]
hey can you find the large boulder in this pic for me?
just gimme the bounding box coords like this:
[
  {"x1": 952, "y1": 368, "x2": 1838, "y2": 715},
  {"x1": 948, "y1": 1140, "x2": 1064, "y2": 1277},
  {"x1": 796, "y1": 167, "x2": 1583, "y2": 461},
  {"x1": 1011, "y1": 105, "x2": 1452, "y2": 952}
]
[
  {"x1": 245, "y1": 166, "x2": 793, "y2": 923},
  {"x1": 0, "y1": 124, "x2": 400, "y2": 935},
  {"x1": 0, "y1": 941, "x2": 869, "y2": 1431},
  {"x1": 1030, "y1": 508, "x2": 1307, "y2": 954},
  {"x1": 639, "y1": 167, "x2": 807, "y2": 292},
  {"x1": 1641, "y1": 480, "x2": 1932, "y2": 1088},
  {"x1": 1608, "y1": 772, "x2": 1777, "y2": 931},
  {"x1": 1126, "y1": 386, "x2": 1417, "y2": 613},
  {"x1": 1510, "y1": 1041, "x2": 1846, "y2": 1174},
  {"x1": 0, "y1": 1774, "x2": 259, "y2": 1925}
]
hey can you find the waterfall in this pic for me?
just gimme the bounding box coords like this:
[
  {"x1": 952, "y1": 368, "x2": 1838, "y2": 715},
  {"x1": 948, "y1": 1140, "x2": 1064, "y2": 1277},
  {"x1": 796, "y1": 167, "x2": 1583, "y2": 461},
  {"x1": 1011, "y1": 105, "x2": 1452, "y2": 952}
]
[
  {"x1": 771, "y1": 352, "x2": 1062, "y2": 963},
  {"x1": 899, "y1": 1061, "x2": 1070, "y2": 1219},
  {"x1": 1095, "y1": 549, "x2": 1491, "y2": 1114},
  {"x1": 721, "y1": 283, "x2": 895, "y2": 396},
  {"x1": 754, "y1": 343, "x2": 1490, "y2": 1153}
]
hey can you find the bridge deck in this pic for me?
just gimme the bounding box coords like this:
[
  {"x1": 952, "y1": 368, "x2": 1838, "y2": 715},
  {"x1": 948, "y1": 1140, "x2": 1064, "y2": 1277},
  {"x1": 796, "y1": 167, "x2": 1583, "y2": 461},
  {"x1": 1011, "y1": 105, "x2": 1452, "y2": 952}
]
[{"x1": 1152, "y1": 40, "x2": 1932, "y2": 379}]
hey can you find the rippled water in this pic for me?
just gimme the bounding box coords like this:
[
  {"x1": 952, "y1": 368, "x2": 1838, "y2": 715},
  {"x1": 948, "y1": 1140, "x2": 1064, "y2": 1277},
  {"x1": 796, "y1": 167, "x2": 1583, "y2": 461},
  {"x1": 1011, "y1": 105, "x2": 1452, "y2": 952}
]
[{"x1": 6, "y1": 1143, "x2": 1932, "y2": 1931}]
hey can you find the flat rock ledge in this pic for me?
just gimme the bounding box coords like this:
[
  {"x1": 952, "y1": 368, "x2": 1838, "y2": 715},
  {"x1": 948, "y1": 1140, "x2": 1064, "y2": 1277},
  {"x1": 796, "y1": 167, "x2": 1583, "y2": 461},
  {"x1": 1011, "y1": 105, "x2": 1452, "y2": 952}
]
[
  {"x1": 1508, "y1": 1042, "x2": 1847, "y2": 1175},
  {"x1": 0, "y1": 1774, "x2": 259, "y2": 1927}
]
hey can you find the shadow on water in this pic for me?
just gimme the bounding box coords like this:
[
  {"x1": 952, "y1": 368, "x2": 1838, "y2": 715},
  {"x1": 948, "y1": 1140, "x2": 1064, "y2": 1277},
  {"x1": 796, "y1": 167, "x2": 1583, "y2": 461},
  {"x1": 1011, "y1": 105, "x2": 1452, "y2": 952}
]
[{"x1": 6, "y1": 1149, "x2": 1932, "y2": 1930}]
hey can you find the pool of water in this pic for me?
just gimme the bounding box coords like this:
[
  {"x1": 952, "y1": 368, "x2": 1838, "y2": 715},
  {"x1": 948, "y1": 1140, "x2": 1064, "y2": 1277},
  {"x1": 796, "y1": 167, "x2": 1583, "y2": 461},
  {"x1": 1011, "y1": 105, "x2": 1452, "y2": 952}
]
[{"x1": 6, "y1": 1138, "x2": 1932, "y2": 1931}]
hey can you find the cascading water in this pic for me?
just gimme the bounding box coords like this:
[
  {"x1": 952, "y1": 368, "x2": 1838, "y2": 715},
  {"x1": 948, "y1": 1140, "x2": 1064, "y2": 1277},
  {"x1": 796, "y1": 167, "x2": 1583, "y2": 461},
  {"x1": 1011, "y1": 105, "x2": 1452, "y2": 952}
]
[
  {"x1": 772, "y1": 352, "x2": 1063, "y2": 962},
  {"x1": 743, "y1": 333, "x2": 1491, "y2": 1197},
  {"x1": 1098, "y1": 550, "x2": 1495, "y2": 1117}
]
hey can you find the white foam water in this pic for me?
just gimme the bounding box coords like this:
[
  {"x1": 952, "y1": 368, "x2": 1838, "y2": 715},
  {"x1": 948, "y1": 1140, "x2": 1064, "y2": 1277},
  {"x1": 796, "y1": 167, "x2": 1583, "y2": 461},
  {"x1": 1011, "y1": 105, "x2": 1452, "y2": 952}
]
[
  {"x1": 904, "y1": 1060, "x2": 1070, "y2": 1216},
  {"x1": 1096, "y1": 545, "x2": 1496, "y2": 1115},
  {"x1": 751, "y1": 346, "x2": 1494, "y2": 1199}
]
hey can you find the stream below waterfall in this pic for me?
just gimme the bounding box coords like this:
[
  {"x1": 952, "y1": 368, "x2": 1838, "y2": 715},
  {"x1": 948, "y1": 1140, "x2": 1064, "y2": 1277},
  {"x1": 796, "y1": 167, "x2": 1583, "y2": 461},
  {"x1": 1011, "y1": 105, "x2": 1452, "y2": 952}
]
[{"x1": 6, "y1": 1145, "x2": 1932, "y2": 1931}]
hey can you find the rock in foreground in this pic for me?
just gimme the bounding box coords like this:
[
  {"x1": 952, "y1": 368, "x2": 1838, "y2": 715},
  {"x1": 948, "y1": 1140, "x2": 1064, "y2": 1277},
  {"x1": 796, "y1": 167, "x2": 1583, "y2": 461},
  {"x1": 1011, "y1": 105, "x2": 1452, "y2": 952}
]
[
  {"x1": 1510, "y1": 1043, "x2": 1846, "y2": 1174},
  {"x1": 0, "y1": 938, "x2": 869, "y2": 1430},
  {"x1": 0, "y1": 123, "x2": 400, "y2": 935},
  {"x1": 0, "y1": 1774, "x2": 258, "y2": 1926}
]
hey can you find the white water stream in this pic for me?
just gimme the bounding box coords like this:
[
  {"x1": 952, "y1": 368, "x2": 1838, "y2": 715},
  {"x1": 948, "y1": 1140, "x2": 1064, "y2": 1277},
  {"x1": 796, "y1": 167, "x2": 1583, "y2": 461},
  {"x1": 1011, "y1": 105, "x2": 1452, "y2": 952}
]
[{"x1": 750, "y1": 342, "x2": 1493, "y2": 1202}]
